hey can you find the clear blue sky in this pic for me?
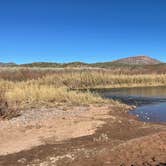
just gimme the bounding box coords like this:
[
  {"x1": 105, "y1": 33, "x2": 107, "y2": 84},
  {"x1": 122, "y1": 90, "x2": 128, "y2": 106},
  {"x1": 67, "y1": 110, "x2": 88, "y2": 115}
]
[{"x1": 0, "y1": 0, "x2": 166, "y2": 64}]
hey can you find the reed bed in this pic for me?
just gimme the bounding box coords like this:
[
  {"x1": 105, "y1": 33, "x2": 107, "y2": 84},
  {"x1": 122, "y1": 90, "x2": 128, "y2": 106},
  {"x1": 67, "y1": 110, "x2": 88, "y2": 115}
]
[
  {"x1": 35, "y1": 71, "x2": 166, "y2": 89},
  {"x1": 0, "y1": 80, "x2": 106, "y2": 111},
  {"x1": 0, "y1": 68, "x2": 166, "y2": 116},
  {"x1": 1, "y1": 67, "x2": 166, "y2": 88}
]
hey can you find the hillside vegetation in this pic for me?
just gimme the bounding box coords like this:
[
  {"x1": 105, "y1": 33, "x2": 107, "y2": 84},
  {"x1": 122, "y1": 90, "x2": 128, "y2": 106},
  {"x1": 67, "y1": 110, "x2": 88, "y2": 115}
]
[
  {"x1": 112, "y1": 55, "x2": 161, "y2": 65},
  {"x1": 0, "y1": 56, "x2": 164, "y2": 73},
  {"x1": 1, "y1": 56, "x2": 166, "y2": 75}
]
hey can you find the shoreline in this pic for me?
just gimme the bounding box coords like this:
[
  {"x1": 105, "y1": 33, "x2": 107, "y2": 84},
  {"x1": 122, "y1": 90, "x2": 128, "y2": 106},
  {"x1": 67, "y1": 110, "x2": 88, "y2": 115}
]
[
  {"x1": 80, "y1": 84, "x2": 166, "y2": 91},
  {"x1": 0, "y1": 104, "x2": 165, "y2": 165}
]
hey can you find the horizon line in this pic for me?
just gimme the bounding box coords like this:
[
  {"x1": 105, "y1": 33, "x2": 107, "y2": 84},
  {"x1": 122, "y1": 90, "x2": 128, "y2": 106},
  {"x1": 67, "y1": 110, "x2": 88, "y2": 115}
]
[{"x1": 0, "y1": 55, "x2": 164, "y2": 65}]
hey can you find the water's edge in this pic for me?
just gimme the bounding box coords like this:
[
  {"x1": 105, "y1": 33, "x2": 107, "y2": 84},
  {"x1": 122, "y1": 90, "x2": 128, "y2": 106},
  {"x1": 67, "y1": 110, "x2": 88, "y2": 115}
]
[{"x1": 93, "y1": 87, "x2": 166, "y2": 123}]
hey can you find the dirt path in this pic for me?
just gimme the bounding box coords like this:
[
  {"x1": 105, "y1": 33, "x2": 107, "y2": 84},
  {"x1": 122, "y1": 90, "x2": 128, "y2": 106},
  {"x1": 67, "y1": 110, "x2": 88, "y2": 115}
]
[{"x1": 0, "y1": 104, "x2": 166, "y2": 166}]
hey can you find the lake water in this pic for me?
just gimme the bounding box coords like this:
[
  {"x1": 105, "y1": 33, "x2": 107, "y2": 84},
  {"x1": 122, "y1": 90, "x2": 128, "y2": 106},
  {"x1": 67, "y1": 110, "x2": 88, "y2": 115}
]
[{"x1": 95, "y1": 87, "x2": 166, "y2": 123}]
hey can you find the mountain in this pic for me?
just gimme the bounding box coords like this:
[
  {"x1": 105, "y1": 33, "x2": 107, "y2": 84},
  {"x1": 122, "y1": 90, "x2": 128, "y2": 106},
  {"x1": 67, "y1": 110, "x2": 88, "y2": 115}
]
[
  {"x1": 0, "y1": 55, "x2": 162, "y2": 68},
  {"x1": 0, "y1": 62, "x2": 17, "y2": 67},
  {"x1": 112, "y1": 56, "x2": 161, "y2": 65}
]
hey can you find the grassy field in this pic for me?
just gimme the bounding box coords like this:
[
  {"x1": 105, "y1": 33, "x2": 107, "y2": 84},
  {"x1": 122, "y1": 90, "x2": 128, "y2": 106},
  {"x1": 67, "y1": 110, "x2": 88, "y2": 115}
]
[{"x1": 0, "y1": 67, "x2": 166, "y2": 118}]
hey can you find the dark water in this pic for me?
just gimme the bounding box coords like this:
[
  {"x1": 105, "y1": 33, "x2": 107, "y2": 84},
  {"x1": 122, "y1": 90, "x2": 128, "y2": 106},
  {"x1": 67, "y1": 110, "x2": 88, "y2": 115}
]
[{"x1": 95, "y1": 87, "x2": 166, "y2": 123}]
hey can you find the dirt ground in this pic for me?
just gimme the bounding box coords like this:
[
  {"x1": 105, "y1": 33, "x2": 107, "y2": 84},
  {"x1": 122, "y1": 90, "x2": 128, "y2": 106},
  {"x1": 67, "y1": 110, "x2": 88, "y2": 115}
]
[{"x1": 0, "y1": 104, "x2": 165, "y2": 166}]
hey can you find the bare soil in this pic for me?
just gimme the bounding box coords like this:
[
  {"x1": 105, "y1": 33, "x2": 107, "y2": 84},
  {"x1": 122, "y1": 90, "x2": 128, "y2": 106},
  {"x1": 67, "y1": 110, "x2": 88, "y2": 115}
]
[{"x1": 0, "y1": 104, "x2": 165, "y2": 166}]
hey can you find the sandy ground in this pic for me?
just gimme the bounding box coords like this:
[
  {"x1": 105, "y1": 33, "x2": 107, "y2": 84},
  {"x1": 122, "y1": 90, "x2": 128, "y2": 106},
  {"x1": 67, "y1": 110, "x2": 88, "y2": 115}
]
[
  {"x1": 0, "y1": 104, "x2": 166, "y2": 166},
  {"x1": 0, "y1": 105, "x2": 110, "y2": 156}
]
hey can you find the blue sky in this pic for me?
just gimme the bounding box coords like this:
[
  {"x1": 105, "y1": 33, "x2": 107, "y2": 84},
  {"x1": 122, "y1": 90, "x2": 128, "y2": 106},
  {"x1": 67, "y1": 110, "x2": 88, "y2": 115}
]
[{"x1": 0, "y1": 0, "x2": 166, "y2": 64}]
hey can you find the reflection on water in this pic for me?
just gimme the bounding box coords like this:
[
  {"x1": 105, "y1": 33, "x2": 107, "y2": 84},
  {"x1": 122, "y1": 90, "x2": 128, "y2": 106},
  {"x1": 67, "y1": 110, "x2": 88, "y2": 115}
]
[
  {"x1": 100, "y1": 86, "x2": 166, "y2": 98},
  {"x1": 96, "y1": 86, "x2": 166, "y2": 123}
]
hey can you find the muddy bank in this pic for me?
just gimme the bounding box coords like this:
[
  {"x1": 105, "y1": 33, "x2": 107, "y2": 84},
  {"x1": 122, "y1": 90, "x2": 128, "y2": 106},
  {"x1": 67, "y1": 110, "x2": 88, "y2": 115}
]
[{"x1": 0, "y1": 104, "x2": 166, "y2": 166}]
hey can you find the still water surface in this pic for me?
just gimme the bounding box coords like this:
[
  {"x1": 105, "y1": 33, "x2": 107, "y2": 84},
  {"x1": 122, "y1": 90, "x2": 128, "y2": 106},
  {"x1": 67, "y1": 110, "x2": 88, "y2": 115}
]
[{"x1": 96, "y1": 87, "x2": 166, "y2": 123}]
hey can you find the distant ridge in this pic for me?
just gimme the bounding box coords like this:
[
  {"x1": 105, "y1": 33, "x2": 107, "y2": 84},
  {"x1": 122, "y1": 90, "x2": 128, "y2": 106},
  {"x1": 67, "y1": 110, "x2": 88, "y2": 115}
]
[
  {"x1": 20, "y1": 62, "x2": 88, "y2": 68},
  {"x1": 113, "y1": 55, "x2": 161, "y2": 65},
  {"x1": 0, "y1": 62, "x2": 16, "y2": 67},
  {"x1": 0, "y1": 55, "x2": 162, "y2": 67}
]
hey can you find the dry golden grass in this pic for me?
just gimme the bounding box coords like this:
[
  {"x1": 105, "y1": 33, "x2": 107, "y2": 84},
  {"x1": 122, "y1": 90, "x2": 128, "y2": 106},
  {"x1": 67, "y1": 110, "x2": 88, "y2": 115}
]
[
  {"x1": 0, "y1": 79, "x2": 108, "y2": 111},
  {"x1": 5, "y1": 85, "x2": 106, "y2": 109},
  {"x1": 1, "y1": 67, "x2": 166, "y2": 88},
  {"x1": 35, "y1": 71, "x2": 166, "y2": 89},
  {"x1": 1, "y1": 68, "x2": 166, "y2": 112}
]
